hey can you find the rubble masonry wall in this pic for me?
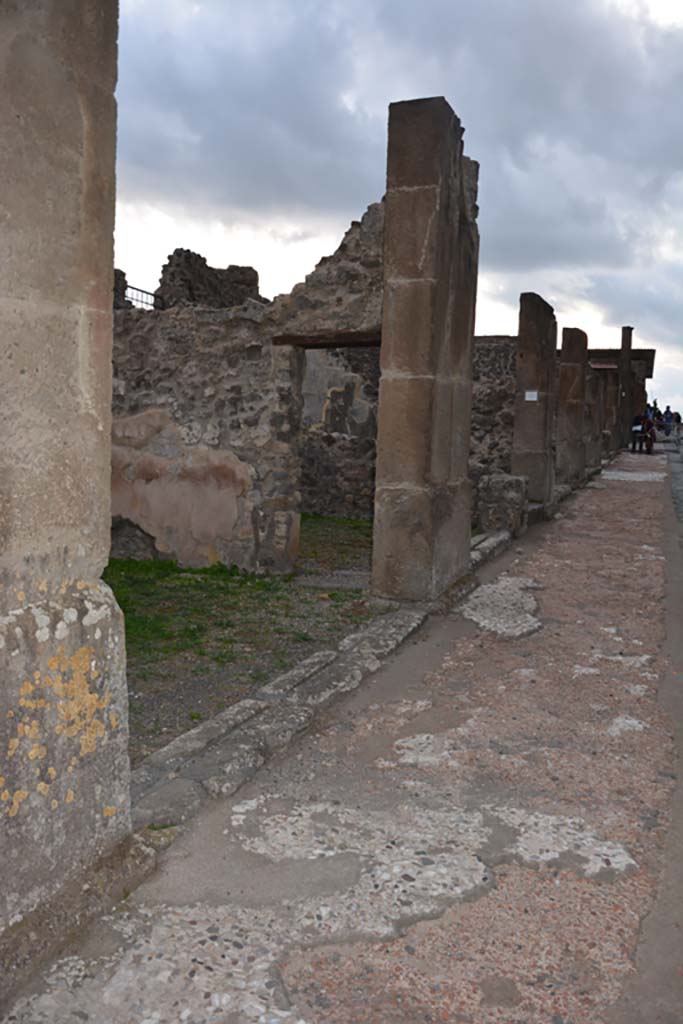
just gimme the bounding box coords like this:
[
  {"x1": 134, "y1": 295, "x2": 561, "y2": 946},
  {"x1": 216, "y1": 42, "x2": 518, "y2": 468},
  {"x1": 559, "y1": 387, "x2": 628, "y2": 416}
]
[{"x1": 112, "y1": 303, "x2": 303, "y2": 572}]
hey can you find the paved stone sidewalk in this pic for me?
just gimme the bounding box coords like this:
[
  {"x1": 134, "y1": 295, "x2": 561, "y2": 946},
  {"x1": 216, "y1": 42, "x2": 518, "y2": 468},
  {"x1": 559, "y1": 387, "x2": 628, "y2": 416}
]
[{"x1": 6, "y1": 452, "x2": 681, "y2": 1023}]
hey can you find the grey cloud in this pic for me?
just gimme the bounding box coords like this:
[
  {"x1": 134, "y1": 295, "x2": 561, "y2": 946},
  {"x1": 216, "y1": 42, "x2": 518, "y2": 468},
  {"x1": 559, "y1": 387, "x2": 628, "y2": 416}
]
[{"x1": 116, "y1": 0, "x2": 683, "y2": 373}]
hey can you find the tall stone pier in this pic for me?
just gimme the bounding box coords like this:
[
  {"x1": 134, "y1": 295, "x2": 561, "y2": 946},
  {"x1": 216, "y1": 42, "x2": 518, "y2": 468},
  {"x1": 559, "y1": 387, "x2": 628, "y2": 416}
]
[
  {"x1": 0, "y1": 0, "x2": 130, "y2": 991},
  {"x1": 510, "y1": 293, "x2": 557, "y2": 505},
  {"x1": 619, "y1": 325, "x2": 634, "y2": 445},
  {"x1": 556, "y1": 328, "x2": 587, "y2": 487},
  {"x1": 584, "y1": 366, "x2": 603, "y2": 474},
  {"x1": 372, "y1": 98, "x2": 479, "y2": 601},
  {"x1": 604, "y1": 368, "x2": 621, "y2": 453}
]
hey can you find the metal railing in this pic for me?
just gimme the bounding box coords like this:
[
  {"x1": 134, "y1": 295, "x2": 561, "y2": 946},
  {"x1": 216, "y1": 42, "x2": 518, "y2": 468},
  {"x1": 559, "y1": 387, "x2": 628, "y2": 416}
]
[{"x1": 125, "y1": 285, "x2": 161, "y2": 310}]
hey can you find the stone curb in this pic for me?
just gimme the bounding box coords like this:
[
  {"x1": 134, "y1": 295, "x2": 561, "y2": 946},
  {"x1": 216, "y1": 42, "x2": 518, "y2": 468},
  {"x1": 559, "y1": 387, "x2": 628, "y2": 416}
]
[
  {"x1": 131, "y1": 530, "x2": 514, "y2": 830},
  {"x1": 131, "y1": 607, "x2": 428, "y2": 827}
]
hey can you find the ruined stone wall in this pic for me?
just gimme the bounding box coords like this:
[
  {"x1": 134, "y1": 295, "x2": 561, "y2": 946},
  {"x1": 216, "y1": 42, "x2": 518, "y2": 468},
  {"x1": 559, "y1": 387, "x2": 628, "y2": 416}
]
[
  {"x1": 300, "y1": 332, "x2": 518, "y2": 524},
  {"x1": 155, "y1": 248, "x2": 262, "y2": 309},
  {"x1": 470, "y1": 336, "x2": 517, "y2": 521},
  {"x1": 283, "y1": 202, "x2": 384, "y2": 519},
  {"x1": 300, "y1": 346, "x2": 379, "y2": 518},
  {"x1": 112, "y1": 302, "x2": 303, "y2": 572}
]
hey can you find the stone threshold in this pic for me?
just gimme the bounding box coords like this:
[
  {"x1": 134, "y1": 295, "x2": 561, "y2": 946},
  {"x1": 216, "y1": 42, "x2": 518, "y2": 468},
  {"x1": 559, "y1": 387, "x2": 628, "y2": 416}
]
[{"x1": 131, "y1": 528, "x2": 514, "y2": 832}]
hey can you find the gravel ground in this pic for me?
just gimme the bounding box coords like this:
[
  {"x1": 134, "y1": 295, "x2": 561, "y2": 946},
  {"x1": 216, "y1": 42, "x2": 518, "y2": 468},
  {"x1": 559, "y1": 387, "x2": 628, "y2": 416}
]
[{"x1": 104, "y1": 515, "x2": 377, "y2": 766}]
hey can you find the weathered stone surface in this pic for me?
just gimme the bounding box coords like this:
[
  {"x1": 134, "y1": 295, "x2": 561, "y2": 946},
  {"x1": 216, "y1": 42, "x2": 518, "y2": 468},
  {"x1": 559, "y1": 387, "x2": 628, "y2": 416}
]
[
  {"x1": 0, "y1": 581, "x2": 130, "y2": 935},
  {"x1": 584, "y1": 366, "x2": 603, "y2": 473},
  {"x1": 269, "y1": 202, "x2": 384, "y2": 337},
  {"x1": 556, "y1": 328, "x2": 588, "y2": 487},
  {"x1": 155, "y1": 248, "x2": 262, "y2": 309},
  {"x1": 300, "y1": 346, "x2": 379, "y2": 518},
  {"x1": 477, "y1": 473, "x2": 528, "y2": 536},
  {"x1": 112, "y1": 304, "x2": 303, "y2": 571},
  {"x1": 0, "y1": 0, "x2": 129, "y2": 995},
  {"x1": 373, "y1": 98, "x2": 479, "y2": 601},
  {"x1": 470, "y1": 335, "x2": 517, "y2": 524},
  {"x1": 111, "y1": 409, "x2": 256, "y2": 568},
  {"x1": 132, "y1": 778, "x2": 206, "y2": 830},
  {"x1": 113, "y1": 268, "x2": 132, "y2": 309},
  {"x1": 511, "y1": 293, "x2": 557, "y2": 505}
]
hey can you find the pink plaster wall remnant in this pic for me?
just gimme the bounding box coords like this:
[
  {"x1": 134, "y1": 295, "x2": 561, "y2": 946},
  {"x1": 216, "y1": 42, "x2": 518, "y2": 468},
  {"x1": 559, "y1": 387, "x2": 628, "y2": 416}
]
[{"x1": 111, "y1": 410, "x2": 253, "y2": 568}]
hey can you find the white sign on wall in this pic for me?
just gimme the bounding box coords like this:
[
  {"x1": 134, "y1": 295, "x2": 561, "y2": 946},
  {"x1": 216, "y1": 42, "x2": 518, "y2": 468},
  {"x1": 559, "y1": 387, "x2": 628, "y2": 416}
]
[{"x1": 524, "y1": 390, "x2": 539, "y2": 402}]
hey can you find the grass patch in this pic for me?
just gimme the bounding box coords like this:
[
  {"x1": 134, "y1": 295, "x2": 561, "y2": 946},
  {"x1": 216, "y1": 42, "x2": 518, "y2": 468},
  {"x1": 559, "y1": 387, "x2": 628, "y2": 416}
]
[
  {"x1": 297, "y1": 513, "x2": 373, "y2": 574},
  {"x1": 103, "y1": 549, "x2": 380, "y2": 766}
]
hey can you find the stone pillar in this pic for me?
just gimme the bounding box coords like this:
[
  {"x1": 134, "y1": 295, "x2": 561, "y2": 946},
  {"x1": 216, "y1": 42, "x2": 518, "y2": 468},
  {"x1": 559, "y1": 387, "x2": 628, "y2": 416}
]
[
  {"x1": 604, "y1": 368, "x2": 620, "y2": 452},
  {"x1": 0, "y1": 0, "x2": 129, "y2": 977},
  {"x1": 597, "y1": 372, "x2": 611, "y2": 458},
  {"x1": 556, "y1": 328, "x2": 587, "y2": 487},
  {"x1": 619, "y1": 325, "x2": 634, "y2": 445},
  {"x1": 372, "y1": 98, "x2": 479, "y2": 601},
  {"x1": 584, "y1": 366, "x2": 603, "y2": 473},
  {"x1": 510, "y1": 293, "x2": 557, "y2": 505}
]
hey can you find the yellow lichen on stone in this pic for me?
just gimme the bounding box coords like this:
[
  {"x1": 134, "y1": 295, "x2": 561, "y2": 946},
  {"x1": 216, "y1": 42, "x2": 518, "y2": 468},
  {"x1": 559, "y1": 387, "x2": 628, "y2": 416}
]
[
  {"x1": 51, "y1": 799, "x2": 58, "y2": 810},
  {"x1": 7, "y1": 738, "x2": 19, "y2": 758},
  {"x1": 8, "y1": 790, "x2": 29, "y2": 817},
  {"x1": 28, "y1": 744, "x2": 47, "y2": 761},
  {"x1": 103, "y1": 805, "x2": 117, "y2": 817},
  {"x1": 46, "y1": 647, "x2": 110, "y2": 758},
  {"x1": 109, "y1": 712, "x2": 119, "y2": 729},
  {"x1": 65, "y1": 789, "x2": 75, "y2": 804},
  {"x1": 47, "y1": 766, "x2": 56, "y2": 780},
  {"x1": 1, "y1": 790, "x2": 9, "y2": 802},
  {"x1": 36, "y1": 782, "x2": 50, "y2": 796}
]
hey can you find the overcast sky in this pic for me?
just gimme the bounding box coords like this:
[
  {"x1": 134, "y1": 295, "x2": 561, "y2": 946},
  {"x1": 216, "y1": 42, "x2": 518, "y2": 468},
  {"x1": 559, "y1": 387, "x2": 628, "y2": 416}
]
[{"x1": 115, "y1": 0, "x2": 683, "y2": 406}]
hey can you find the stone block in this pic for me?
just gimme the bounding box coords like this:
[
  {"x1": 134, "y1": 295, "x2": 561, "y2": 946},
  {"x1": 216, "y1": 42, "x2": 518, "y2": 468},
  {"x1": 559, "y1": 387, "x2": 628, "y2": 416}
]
[
  {"x1": 477, "y1": 474, "x2": 528, "y2": 536},
  {"x1": 560, "y1": 327, "x2": 588, "y2": 363},
  {"x1": 512, "y1": 449, "x2": 554, "y2": 507},
  {"x1": 372, "y1": 486, "x2": 435, "y2": 601},
  {"x1": 380, "y1": 279, "x2": 437, "y2": 375},
  {"x1": 431, "y1": 480, "x2": 472, "y2": 593},
  {"x1": 386, "y1": 97, "x2": 460, "y2": 189},
  {"x1": 0, "y1": 581, "x2": 130, "y2": 937},
  {"x1": 511, "y1": 293, "x2": 557, "y2": 505},
  {"x1": 383, "y1": 186, "x2": 441, "y2": 280},
  {"x1": 374, "y1": 377, "x2": 437, "y2": 487}
]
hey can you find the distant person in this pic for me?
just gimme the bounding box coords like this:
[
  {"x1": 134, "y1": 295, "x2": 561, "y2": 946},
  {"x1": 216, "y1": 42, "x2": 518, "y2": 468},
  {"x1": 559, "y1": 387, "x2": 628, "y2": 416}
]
[
  {"x1": 643, "y1": 414, "x2": 656, "y2": 454},
  {"x1": 664, "y1": 405, "x2": 673, "y2": 436},
  {"x1": 631, "y1": 414, "x2": 645, "y2": 453},
  {"x1": 674, "y1": 411, "x2": 682, "y2": 446}
]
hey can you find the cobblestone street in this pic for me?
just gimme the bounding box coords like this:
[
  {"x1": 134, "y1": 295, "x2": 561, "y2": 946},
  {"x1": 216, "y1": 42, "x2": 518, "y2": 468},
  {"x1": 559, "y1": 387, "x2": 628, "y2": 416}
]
[{"x1": 6, "y1": 450, "x2": 682, "y2": 1024}]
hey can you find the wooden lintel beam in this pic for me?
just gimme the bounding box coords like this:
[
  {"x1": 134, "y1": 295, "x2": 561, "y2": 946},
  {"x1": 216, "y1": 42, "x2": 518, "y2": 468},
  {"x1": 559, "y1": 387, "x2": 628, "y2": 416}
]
[{"x1": 271, "y1": 328, "x2": 382, "y2": 349}]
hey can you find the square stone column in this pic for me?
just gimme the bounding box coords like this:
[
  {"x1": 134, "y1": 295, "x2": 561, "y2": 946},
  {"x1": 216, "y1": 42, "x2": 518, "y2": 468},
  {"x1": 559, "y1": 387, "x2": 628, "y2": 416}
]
[
  {"x1": 0, "y1": 0, "x2": 130, "y2": 982},
  {"x1": 372, "y1": 98, "x2": 479, "y2": 601},
  {"x1": 556, "y1": 328, "x2": 587, "y2": 487},
  {"x1": 511, "y1": 293, "x2": 557, "y2": 505},
  {"x1": 604, "y1": 368, "x2": 620, "y2": 452},
  {"x1": 619, "y1": 325, "x2": 634, "y2": 445},
  {"x1": 584, "y1": 366, "x2": 603, "y2": 473}
]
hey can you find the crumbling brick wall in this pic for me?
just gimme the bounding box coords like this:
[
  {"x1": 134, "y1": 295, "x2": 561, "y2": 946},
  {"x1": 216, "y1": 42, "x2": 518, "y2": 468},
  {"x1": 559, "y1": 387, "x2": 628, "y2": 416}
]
[
  {"x1": 155, "y1": 248, "x2": 263, "y2": 309},
  {"x1": 112, "y1": 301, "x2": 303, "y2": 572}
]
